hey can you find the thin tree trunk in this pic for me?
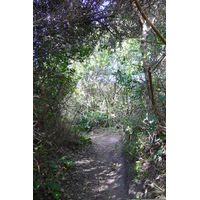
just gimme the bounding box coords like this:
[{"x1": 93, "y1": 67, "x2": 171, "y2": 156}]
[
  {"x1": 132, "y1": 0, "x2": 159, "y2": 116},
  {"x1": 141, "y1": 22, "x2": 153, "y2": 111}
]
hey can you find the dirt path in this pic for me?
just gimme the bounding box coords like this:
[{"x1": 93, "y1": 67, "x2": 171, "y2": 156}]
[
  {"x1": 88, "y1": 128, "x2": 130, "y2": 200},
  {"x1": 62, "y1": 127, "x2": 134, "y2": 200}
]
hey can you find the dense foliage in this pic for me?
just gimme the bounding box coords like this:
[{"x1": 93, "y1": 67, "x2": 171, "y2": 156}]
[{"x1": 33, "y1": 0, "x2": 166, "y2": 199}]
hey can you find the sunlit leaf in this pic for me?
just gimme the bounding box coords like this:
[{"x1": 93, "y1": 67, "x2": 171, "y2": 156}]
[
  {"x1": 136, "y1": 194, "x2": 140, "y2": 199},
  {"x1": 52, "y1": 190, "x2": 61, "y2": 200}
]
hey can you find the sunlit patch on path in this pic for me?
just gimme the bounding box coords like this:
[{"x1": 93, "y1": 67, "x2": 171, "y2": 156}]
[{"x1": 85, "y1": 128, "x2": 130, "y2": 199}]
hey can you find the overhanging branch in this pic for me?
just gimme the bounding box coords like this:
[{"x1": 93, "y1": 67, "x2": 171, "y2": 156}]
[
  {"x1": 134, "y1": 0, "x2": 166, "y2": 45},
  {"x1": 150, "y1": 53, "x2": 166, "y2": 73}
]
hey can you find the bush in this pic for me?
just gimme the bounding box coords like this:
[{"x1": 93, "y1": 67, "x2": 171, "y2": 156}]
[{"x1": 72, "y1": 111, "x2": 108, "y2": 133}]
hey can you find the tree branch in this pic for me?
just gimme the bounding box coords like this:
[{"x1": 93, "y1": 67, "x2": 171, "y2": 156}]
[
  {"x1": 133, "y1": 0, "x2": 166, "y2": 45},
  {"x1": 150, "y1": 53, "x2": 166, "y2": 73}
]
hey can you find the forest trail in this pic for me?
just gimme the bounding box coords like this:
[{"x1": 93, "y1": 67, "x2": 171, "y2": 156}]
[
  {"x1": 88, "y1": 128, "x2": 130, "y2": 200},
  {"x1": 67, "y1": 127, "x2": 133, "y2": 200},
  {"x1": 58, "y1": 127, "x2": 136, "y2": 200}
]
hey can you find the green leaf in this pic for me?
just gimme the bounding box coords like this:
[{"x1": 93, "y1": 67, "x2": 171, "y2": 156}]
[
  {"x1": 52, "y1": 190, "x2": 61, "y2": 200},
  {"x1": 88, "y1": 140, "x2": 92, "y2": 144},
  {"x1": 33, "y1": 181, "x2": 40, "y2": 190},
  {"x1": 136, "y1": 194, "x2": 140, "y2": 199},
  {"x1": 160, "y1": 134, "x2": 166, "y2": 142},
  {"x1": 134, "y1": 176, "x2": 138, "y2": 182},
  {"x1": 52, "y1": 87, "x2": 57, "y2": 95},
  {"x1": 153, "y1": 149, "x2": 162, "y2": 160},
  {"x1": 60, "y1": 156, "x2": 67, "y2": 161},
  {"x1": 46, "y1": 182, "x2": 59, "y2": 190},
  {"x1": 44, "y1": 98, "x2": 49, "y2": 103},
  {"x1": 60, "y1": 156, "x2": 73, "y2": 168},
  {"x1": 157, "y1": 150, "x2": 162, "y2": 156},
  {"x1": 65, "y1": 161, "x2": 72, "y2": 168},
  {"x1": 50, "y1": 160, "x2": 58, "y2": 169}
]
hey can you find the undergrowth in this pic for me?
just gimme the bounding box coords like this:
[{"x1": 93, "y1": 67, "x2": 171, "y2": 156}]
[
  {"x1": 72, "y1": 111, "x2": 109, "y2": 133},
  {"x1": 122, "y1": 113, "x2": 166, "y2": 199},
  {"x1": 33, "y1": 119, "x2": 92, "y2": 200}
]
